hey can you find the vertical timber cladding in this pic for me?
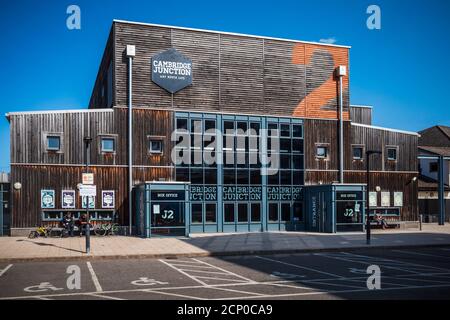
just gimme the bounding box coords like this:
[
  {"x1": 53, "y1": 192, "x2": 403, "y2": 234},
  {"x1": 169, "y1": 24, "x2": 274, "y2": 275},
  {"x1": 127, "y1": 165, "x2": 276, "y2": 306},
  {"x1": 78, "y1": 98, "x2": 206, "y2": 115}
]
[
  {"x1": 112, "y1": 21, "x2": 350, "y2": 119},
  {"x1": 9, "y1": 108, "x2": 174, "y2": 228}
]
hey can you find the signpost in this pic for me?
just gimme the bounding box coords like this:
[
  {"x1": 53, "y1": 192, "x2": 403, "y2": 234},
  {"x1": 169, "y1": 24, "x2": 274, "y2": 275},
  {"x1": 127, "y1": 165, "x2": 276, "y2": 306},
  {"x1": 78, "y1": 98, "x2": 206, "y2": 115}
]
[{"x1": 83, "y1": 137, "x2": 93, "y2": 254}]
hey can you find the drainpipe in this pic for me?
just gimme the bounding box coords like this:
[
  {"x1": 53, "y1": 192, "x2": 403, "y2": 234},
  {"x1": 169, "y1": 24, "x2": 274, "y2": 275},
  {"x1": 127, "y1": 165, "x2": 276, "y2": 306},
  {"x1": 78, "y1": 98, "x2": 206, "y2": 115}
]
[
  {"x1": 336, "y1": 66, "x2": 347, "y2": 184},
  {"x1": 126, "y1": 45, "x2": 135, "y2": 235}
]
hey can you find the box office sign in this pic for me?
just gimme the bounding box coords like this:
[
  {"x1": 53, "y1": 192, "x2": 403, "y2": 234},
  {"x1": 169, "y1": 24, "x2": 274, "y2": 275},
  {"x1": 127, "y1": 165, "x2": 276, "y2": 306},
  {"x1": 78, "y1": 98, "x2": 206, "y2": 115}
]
[
  {"x1": 151, "y1": 48, "x2": 193, "y2": 94},
  {"x1": 151, "y1": 191, "x2": 186, "y2": 201},
  {"x1": 336, "y1": 191, "x2": 363, "y2": 201},
  {"x1": 41, "y1": 190, "x2": 55, "y2": 209}
]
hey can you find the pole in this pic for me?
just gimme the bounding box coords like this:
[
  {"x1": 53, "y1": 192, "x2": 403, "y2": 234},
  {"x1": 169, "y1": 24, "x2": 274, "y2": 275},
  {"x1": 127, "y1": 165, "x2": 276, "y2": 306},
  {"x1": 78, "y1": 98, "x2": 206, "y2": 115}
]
[
  {"x1": 438, "y1": 156, "x2": 445, "y2": 226},
  {"x1": 128, "y1": 56, "x2": 133, "y2": 236},
  {"x1": 84, "y1": 137, "x2": 91, "y2": 254},
  {"x1": 338, "y1": 75, "x2": 344, "y2": 184},
  {"x1": 366, "y1": 153, "x2": 371, "y2": 245}
]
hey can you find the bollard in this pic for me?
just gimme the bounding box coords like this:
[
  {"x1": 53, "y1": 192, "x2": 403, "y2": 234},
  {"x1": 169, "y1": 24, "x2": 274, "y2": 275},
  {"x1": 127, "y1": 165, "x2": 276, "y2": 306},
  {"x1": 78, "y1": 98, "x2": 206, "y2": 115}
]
[{"x1": 419, "y1": 214, "x2": 423, "y2": 231}]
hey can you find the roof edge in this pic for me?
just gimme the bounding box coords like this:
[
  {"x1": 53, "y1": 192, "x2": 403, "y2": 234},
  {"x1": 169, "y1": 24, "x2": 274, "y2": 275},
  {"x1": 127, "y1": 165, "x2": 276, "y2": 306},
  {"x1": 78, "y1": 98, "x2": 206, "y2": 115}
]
[
  {"x1": 113, "y1": 19, "x2": 352, "y2": 49},
  {"x1": 5, "y1": 108, "x2": 113, "y2": 118},
  {"x1": 351, "y1": 122, "x2": 420, "y2": 136}
]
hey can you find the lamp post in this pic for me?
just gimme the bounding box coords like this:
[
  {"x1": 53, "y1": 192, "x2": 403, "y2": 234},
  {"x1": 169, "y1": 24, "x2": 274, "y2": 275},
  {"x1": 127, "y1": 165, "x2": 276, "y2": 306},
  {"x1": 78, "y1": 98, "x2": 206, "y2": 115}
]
[
  {"x1": 84, "y1": 136, "x2": 92, "y2": 254},
  {"x1": 366, "y1": 150, "x2": 382, "y2": 245}
]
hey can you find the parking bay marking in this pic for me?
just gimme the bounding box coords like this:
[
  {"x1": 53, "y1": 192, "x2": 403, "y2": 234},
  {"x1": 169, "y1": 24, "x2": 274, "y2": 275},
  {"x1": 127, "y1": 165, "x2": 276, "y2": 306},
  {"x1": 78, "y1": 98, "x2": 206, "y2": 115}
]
[
  {"x1": 0, "y1": 264, "x2": 12, "y2": 278},
  {"x1": 255, "y1": 255, "x2": 343, "y2": 279},
  {"x1": 392, "y1": 249, "x2": 450, "y2": 260},
  {"x1": 86, "y1": 262, "x2": 103, "y2": 292}
]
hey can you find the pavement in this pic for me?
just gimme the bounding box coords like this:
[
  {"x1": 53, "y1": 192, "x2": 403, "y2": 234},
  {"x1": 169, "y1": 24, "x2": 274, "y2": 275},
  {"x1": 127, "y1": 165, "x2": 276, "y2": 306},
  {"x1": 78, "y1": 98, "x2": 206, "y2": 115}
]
[
  {"x1": 1, "y1": 247, "x2": 450, "y2": 300},
  {"x1": 1, "y1": 224, "x2": 450, "y2": 262}
]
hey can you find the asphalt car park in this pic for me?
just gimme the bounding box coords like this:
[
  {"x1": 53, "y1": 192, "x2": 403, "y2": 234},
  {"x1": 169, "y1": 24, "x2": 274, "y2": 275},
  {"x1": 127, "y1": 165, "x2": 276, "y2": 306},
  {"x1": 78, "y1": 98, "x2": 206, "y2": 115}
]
[{"x1": 1, "y1": 246, "x2": 450, "y2": 300}]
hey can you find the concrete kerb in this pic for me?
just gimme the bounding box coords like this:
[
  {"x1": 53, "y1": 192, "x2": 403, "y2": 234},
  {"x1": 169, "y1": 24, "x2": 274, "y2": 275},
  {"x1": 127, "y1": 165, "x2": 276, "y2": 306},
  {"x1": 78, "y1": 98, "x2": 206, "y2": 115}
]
[{"x1": 2, "y1": 243, "x2": 450, "y2": 264}]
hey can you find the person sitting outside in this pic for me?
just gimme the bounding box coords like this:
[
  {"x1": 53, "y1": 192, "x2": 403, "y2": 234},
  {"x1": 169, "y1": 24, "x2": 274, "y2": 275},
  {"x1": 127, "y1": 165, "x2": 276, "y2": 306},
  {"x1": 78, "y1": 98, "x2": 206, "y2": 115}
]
[
  {"x1": 78, "y1": 214, "x2": 88, "y2": 236},
  {"x1": 61, "y1": 213, "x2": 74, "y2": 237},
  {"x1": 375, "y1": 213, "x2": 389, "y2": 229}
]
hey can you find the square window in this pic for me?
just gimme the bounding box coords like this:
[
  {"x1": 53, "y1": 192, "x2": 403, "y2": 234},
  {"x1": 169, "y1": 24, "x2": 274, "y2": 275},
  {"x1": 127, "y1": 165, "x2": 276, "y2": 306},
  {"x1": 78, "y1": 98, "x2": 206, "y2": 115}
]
[
  {"x1": 249, "y1": 122, "x2": 260, "y2": 136},
  {"x1": 353, "y1": 147, "x2": 363, "y2": 160},
  {"x1": 47, "y1": 136, "x2": 61, "y2": 151},
  {"x1": 176, "y1": 118, "x2": 188, "y2": 131},
  {"x1": 251, "y1": 203, "x2": 261, "y2": 222},
  {"x1": 149, "y1": 140, "x2": 163, "y2": 153},
  {"x1": 236, "y1": 121, "x2": 248, "y2": 134},
  {"x1": 387, "y1": 148, "x2": 397, "y2": 161},
  {"x1": 268, "y1": 123, "x2": 278, "y2": 137},
  {"x1": 280, "y1": 124, "x2": 290, "y2": 137},
  {"x1": 101, "y1": 138, "x2": 115, "y2": 153},
  {"x1": 269, "y1": 203, "x2": 278, "y2": 222},
  {"x1": 224, "y1": 203, "x2": 235, "y2": 223},
  {"x1": 223, "y1": 121, "x2": 235, "y2": 133},
  {"x1": 429, "y1": 162, "x2": 438, "y2": 173},
  {"x1": 204, "y1": 120, "x2": 216, "y2": 132},
  {"x1": 316, "y1": 146, "x2": 328, "y2": 159},
  {"x1": 292, "y1": 125, "x2": 303, "y2": 138}
]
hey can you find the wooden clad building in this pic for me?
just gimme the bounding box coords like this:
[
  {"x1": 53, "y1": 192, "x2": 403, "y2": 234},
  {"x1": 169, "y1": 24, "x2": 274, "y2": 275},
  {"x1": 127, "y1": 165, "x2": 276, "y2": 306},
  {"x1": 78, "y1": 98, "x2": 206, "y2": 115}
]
[{"x1": 6, "y1": 20, "x2": 419, "y2": 235}]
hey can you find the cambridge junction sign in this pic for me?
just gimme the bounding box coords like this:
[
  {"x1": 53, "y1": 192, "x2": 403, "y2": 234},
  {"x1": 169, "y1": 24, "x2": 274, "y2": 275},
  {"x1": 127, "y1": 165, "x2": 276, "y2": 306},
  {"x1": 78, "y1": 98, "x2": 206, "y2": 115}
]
[{"x1": 151, "y1": 48, "x2": 193, "y2": 94}]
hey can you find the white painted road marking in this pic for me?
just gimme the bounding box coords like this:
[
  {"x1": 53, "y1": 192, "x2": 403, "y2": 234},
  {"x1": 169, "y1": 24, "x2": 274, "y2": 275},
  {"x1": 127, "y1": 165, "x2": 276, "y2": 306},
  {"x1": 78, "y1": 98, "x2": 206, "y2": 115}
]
[
  {"x1": 24, "y1": 282, "x2": 64, "y2": 293},
  {"x1": 0, "y1": 264, "x2": 12, "y2": 278},
  {"x1": 86, "y1": 262, "x2": 103, "y2": 292},
  {"x1": 131, "y1": 277, "x2": 169, "y2": 286},
  {"x1": 393, "y1": 249, "x2": 450, "y2": 259},
  {"x1": 255, "y1": 255, "x2": 343, "y2": 278}
]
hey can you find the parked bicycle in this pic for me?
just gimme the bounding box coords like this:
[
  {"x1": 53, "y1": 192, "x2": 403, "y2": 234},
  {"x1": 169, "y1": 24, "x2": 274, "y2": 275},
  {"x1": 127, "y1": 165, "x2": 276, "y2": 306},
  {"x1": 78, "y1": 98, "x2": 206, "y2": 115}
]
[
  {"x1": 28, "y1": 226, "x2": 51, "y2": 239},
  {"x1": 94, "y1": 223, "x2": 120, "y2": 236}
]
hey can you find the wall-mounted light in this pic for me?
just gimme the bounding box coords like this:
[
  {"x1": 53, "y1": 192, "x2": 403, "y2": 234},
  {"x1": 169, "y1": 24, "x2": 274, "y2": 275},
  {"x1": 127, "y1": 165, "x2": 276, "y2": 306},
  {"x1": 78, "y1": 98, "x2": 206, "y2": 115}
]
[
  {"x1": 375, "y1": 186, "x2": 381, "y2": 192},
  {"x1": 13, "y1": 182, "x2": 22, "y2": 190}
]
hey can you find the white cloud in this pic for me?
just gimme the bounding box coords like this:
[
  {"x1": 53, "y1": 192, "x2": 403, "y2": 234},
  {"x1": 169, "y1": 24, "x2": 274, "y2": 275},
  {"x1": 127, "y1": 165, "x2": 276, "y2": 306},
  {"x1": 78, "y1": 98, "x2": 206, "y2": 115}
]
[{"x1": 319, "y1": 37, "x2": 337, "y2": 44}]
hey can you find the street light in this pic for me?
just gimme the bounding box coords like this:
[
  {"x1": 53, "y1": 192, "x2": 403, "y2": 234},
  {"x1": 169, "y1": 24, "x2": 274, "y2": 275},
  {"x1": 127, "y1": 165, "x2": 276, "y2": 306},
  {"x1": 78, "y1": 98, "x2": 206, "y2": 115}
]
[
  {"x1": 366, "y1": 150, "x2": 382, "y2": 245},
  {"x1": 84, "y1": 136, "x2": 92, "y2": 254}
]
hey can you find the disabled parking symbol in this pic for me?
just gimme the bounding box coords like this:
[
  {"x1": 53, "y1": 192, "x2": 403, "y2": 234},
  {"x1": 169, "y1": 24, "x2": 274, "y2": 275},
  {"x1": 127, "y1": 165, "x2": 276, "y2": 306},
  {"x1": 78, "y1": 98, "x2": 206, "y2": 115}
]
[
  {"x1": 131, "y1": 277, "x2": 169, "y2": 286},
  {"x1": 24, "y1": 282, "x2": 64, "y2": 293}
]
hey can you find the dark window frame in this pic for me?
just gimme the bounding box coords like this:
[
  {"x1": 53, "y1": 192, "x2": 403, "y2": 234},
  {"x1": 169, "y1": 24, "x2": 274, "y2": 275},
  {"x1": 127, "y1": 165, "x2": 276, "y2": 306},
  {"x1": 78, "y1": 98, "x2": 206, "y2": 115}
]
[
  {"x1": 352, "y1": 144, "x2": 365, "y2": 161},
  {"x1": 147, "y1": 136, "x2": 164, "y2": 155},
  {"x1": 315, "y1": 143, "x2": 329, "y2": 160},
  {"x1": 386, "y1": 146, "x2": 398, "y2": 161},
  {"x1": 43, "y1": 132, "x2": 63, "y2": 153}
]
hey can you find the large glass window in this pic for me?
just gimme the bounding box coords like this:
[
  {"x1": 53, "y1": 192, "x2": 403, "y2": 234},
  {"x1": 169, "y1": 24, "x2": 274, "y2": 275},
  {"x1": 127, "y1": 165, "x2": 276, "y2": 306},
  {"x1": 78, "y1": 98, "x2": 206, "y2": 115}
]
[
  {"x1": 224, "y1": 203, "x2": 235, "y2": 223},
  {"x1": 293, "y1": 202, "x2": 303, "y2": 222},
  {"x1": 280, "y1": 203, "x2": 291, "y2": 222},
  {"x1": 269, "y1": 203, "x2": 278, "y2": 222},
  {"x1": 191, "y1": 204, "x2": 203, "y2": 224},
  {"x1": 237, "y1": 203, "x2": 248, "y2": 222},
  {"x1": 205, "y1": 203, "x2": 217, "y2": 223},
  {"x1": 251, "y1": 203, "x2": 261, "y2": 222}
]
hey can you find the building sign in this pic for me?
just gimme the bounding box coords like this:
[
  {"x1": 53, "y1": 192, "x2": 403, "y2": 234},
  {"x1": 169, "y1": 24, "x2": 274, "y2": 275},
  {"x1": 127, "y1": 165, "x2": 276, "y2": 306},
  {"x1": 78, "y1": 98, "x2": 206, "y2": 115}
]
[
  {"x1": 151, "y1": 48, "x2": 193, "y2": 94},
  {"x1": 82, "y1": 173, "x2": 94, "y2": 185},
  {"x1": 223, "y1": 186, "x2": 262, "y2": 201},
  {"x1": 381, "y1": 192, "x2": 391, "y2": 207},
  {"x1": 190, "y1": 186, "x2": 217, "y2": 201},
  {"x1": 267, "y1": 187, "x2": 302, "y2": 201},
  {"x1": 62, "y1": 190, "x2": 75, "y2": 209},
  {"x1": 152, "y1": 202, "x2": 184, "y2": 227},
  {"x1": 394, "y1": 192, "x2": 403, "y2": 207},
  {"x1": 336, "y1": 191, "x2": 363, "y2": 201},
  {"x1": 41, "y1": 190, "x2": 55, "y2": 209},
  {"x1": 102, "y1": 191, "x2": 115, "y2": 209},
  {"x1": 79, "y1": 185, "x2": 96, "y2": 197},
  {"x1": 151, "y1": 191, "x2": 185, "y2": 201}
]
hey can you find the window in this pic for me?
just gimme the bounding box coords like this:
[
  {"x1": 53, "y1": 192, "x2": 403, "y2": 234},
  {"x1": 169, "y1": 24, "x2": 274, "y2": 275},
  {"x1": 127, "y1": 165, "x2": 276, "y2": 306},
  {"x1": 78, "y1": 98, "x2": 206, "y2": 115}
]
[
  {"x1": 101, "y1": 138, "x2": 115, "y2": 153},
  {"x1": 191, "y1": 204, "x2": 203, "y2": 224},
  {"x1": 269, "y1": 203, "x2": 278, "y2": 222},
  {"x1": 224, "y1": 203, "x2": 235, "y2": 223},
  {"x1": 251, "y1": 203, "x2": 261, "y2": 222},
  {"x1": 292, "y1": 125, "x2": 303, "y2": 138},
  {"x1": 429, "y1": 162, "x2": 438, "y2": 173},
  {"x1": 47, "y1": 136, "x2": 61, "y2": 151},
  {"x1": 149, "y1": 140, "x2": 163, "y2": 153},
  {"x1": 176, "y1": 118, "x2": 188, "y2": 131},
  {"x1": 316, "y1": 146, "x2": 328, "y2": 159},
  {"x1": 280, "y1": 203, "x2": 291, "y2": 222},
  {"x1": 205, "y1": 203, "x2": 217, "y2": 223},
  {"x1": 387, "y1": 148, "x2": 397, "y2": 161},
  {"x1": 238, "y1": 203, "x2": 248, "y2": 222},
  {"x1": 352, "y1": 147, "x2": 363, "y2": 160}
]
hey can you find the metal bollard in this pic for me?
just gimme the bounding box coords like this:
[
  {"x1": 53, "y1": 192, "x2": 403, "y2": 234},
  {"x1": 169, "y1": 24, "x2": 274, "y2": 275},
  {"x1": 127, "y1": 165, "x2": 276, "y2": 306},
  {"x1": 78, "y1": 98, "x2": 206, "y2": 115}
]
[{"x1": 419, "y1": 214, "x2": 423, "y2": 231}]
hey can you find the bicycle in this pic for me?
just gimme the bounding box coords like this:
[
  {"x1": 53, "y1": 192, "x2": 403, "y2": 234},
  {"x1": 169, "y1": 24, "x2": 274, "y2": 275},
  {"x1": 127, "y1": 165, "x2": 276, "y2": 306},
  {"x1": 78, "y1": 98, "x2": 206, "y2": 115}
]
[
  {"x1": 28, "y1": 226, "x2": 51, "y2": 239},
  {"x1": 94, "y1": 222, "x2": 120, "y2": 236}
]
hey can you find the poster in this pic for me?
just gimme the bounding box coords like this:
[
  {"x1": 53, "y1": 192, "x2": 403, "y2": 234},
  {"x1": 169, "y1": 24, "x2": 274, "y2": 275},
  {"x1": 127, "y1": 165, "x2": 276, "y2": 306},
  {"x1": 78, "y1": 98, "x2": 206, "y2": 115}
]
[
  {"x1": 82, "y1": 196, "x2": 95, "y2": 209},
  {"x1": 394, "y1": 192, "x2": 403, "y2": 207},
  {"x1": 369, "y1": 192, "x2": 378, "y2": 207},
  {"x1": 381, "y1": 192, "x2": 391, "y2": 207},
  {"x1": 62, "y1": 190, "x2": 76, "y2": 209},
  {"x1": 102, "y1": 191, "x2": 115, "y2": 209},
  {"x1": 41, "y1": 190, "x2": 55, "y2": 209}
]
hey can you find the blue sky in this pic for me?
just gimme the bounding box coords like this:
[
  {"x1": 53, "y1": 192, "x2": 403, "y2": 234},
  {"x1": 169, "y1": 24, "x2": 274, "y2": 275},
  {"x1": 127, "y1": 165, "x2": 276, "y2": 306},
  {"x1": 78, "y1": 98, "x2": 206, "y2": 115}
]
[{"x1": 1, "y1": 0, "x2": 450, "y2": 171}]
